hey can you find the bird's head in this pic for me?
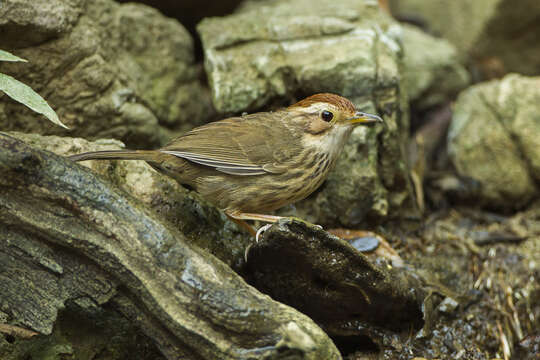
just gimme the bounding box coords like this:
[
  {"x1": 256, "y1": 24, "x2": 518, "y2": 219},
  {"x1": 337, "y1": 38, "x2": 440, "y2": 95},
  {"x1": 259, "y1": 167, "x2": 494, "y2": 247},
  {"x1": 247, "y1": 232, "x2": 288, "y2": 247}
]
[
  {"x1": 287, "y1": 93, "x2": 383, "y2": 153},
  {"x1": 288, "y1": 93, "x2": 382, "y2": 134}
]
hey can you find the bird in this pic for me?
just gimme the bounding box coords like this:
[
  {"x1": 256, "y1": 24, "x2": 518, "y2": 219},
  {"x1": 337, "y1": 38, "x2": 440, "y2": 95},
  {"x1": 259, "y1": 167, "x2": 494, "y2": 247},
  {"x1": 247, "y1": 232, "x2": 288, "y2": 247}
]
[{"x1": 69, "y1": 93, "x2": 383, "y2": 237}]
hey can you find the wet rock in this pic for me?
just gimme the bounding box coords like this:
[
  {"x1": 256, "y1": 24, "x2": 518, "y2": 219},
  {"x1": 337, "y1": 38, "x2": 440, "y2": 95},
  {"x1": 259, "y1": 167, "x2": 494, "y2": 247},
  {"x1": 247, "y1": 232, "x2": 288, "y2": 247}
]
[
  {"x1": 348, "y1": 235, "x2": 380, "y2": 253},
  {"x1": 447, "y1": 74, "x2": 540, "y2": 208},
  {"x1": 389, "y1": 0, "x2": 540, "y2": 77},
  {"x1": 0, "y1": 0, "x2": 214, "y2": 147},
  {"x1": 437, "y1": 297, "x2": 459, "y2": 314},
  {"x1": 7, "y1": 131, "x2": 251, "y2": 268},
  {"x1": 244, "y1": 218, "x2": 425, "y2": 349},
  {"x1": 0, "y1": 133, "x2": 341, "y2": 360},
  {"x1": 401, "y1": 24, "x2": 469, "y2": 110},
  {"x1": 329, "y1": 228, "x2": 405, "y2": 267},
  {"x1": 198, "y1": 0, "x2": 413, "y2": 227}
]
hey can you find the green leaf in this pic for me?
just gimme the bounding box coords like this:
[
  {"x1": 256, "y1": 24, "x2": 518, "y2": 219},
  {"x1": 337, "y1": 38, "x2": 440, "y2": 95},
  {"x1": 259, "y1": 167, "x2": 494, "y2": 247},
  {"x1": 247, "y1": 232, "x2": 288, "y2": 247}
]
[
  {"x1": 0, "y1": 73, "x2": 68, "y2": 129},
  {"x1": 0, "y1": 50, "x2": 28, "y2": 62}
]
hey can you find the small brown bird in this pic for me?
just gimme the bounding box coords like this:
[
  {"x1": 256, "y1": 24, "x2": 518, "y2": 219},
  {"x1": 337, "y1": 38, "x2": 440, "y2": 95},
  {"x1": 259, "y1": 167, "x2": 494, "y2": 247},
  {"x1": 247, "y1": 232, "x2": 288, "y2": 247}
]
[{"x1": 70, "y1": 93, "x2": 382, "y2": 236}]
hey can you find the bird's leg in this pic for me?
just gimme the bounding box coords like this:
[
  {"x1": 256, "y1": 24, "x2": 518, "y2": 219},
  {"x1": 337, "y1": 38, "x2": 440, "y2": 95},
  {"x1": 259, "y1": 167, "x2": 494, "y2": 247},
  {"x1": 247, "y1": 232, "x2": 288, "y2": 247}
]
[
  {"x1": 225, "y1": 210, "x2": 285, "y2": 223},
  {"x1": 225, "y1": 210, "x2": 284, "y2": 242},
  {"x1": 225, "y1": 214, "x2": 257, "y2": 236},
  {"x1": 226, "y1": 210, "x2": 323, "y2": 236},
  {"x1": 226, "y1": 210, "x2": 283, "y2": 262}
]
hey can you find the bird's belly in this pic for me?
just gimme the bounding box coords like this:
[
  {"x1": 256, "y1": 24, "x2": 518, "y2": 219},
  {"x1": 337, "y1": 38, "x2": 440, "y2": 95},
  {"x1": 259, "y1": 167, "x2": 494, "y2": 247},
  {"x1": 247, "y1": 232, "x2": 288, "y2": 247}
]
[
  {"x1": 226, "y1": 166, "x2": 331, "y2": 213},
  {"x1": 195, "y1": 151, "x2": 335, "y2": 214},
  {"x1": 227, "y1": 180, "x2": 321, "y2": 213}
]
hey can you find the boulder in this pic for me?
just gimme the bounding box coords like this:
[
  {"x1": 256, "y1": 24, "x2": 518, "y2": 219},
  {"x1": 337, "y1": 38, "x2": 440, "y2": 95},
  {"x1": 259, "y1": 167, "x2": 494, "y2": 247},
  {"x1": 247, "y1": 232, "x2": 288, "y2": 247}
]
[
  {"x1": 115, "y1": 0, "x2": 244, "y2": 36},
  {"x1": 447, "y1": 74, "x2": 540, "y2": 208},
  {"x1": 198, "y1": 0, "x2": 413, "y2": 227},
  {"x1": 389, "y1": 0, "x2": 540, "y2": 77},
  {"x1": 400, "y1": 24, "x2": 469, "y2": 110},
  {"x1": 0, "y1": 0, "x2": 214, "y2": 147}
]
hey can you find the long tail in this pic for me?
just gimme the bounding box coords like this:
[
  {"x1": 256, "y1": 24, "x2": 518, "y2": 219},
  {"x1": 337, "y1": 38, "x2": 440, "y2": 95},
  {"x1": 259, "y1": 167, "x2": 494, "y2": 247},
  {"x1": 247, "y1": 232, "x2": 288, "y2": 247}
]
[{"x1": 68, "y1": 149, "x2": 156, "y2": 162}]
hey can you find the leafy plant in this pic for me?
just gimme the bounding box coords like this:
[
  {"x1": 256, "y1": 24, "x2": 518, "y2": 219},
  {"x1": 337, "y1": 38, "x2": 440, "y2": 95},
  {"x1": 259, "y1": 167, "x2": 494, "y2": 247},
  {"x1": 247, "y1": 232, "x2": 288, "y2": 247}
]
[{"x1": 0, "y1": 49, "x2": 68, "y2": 129}]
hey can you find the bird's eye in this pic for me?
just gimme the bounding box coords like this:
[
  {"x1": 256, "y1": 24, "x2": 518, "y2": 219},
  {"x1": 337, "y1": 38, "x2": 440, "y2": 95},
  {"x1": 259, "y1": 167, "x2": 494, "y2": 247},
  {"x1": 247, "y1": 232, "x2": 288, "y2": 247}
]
[{"x1": 321, "y1": 110, "x2": 334, "y2": 122}]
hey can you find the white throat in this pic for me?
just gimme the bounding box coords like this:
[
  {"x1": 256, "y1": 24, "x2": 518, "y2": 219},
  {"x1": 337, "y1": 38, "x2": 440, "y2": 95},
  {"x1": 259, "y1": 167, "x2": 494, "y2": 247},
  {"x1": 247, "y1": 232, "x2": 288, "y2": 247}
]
[{"x1": 302, "y1": 125, "x2": 353, "y2": 160}]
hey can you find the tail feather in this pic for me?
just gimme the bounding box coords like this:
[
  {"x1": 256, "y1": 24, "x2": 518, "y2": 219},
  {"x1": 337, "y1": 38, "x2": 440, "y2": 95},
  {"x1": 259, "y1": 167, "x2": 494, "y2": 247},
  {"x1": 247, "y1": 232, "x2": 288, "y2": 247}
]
[{"x1": 68, "y1": 150, "x2": 155, "y2": 162}]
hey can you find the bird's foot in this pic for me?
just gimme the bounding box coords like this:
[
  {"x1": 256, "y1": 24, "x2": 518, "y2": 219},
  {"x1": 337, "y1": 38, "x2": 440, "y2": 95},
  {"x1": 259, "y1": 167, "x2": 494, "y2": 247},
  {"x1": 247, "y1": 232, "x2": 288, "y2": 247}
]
[
  {"x1": 255, "y1": 224, "x2": 273, "y2": 243},
  {"x1": 245, "y1": 224, "x2": 273, "y2": 262}
]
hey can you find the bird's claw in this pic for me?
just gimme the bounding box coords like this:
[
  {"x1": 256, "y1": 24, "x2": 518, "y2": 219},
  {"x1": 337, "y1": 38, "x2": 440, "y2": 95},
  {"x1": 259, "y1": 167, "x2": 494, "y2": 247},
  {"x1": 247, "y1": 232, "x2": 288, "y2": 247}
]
[
  {"x1": 255, "y1": 224, "x2": 273, "y2": 243},
  {"x1": 244, "y1": 243, "x2": 253, "y2": 263},
  {"x1": 245, "y1": 224, "x2": 273, "y2": 262},
  {"x1": 246, "y1": 223, "x2": 319, "y2": 262}
]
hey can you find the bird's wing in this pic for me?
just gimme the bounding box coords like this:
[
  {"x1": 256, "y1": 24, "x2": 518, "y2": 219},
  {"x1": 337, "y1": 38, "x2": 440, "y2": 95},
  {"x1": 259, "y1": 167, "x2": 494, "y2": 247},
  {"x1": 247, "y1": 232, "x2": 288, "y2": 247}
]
[{"x1": 160, "y1": 112, "x2": 301, "y2": 176}]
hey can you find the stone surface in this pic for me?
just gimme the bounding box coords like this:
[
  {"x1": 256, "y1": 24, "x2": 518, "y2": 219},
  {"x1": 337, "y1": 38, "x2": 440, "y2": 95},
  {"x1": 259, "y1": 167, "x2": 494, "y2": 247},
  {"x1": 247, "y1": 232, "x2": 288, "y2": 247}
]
[
  {"x1": 8, "y1": 132, "x2": 251, "y2": 268},
  {"x1": 400, "y1": 24, "x2": 469, "y2": 110},
  {"x1": 115, "y1": 0, "x2": 244, "y2": 38},
  {"x1": 0, "y1": 0, "x2": 84, "y2": 48},
  {"x1": 448, "y1": 74, "x2": 540, "y2": 208},
  {"x1": 389, "y1": 0, "x2": 540, "y2": 77},
  {"x1": 0, "y1": 0, "x2": 214, "y2": 147},
  {"x1": 0, "y1": 133, "x2": 342, "y2": 360},
  {"x1": 199, "y1": 0, "x2": 399, "y2": 114},
  {"x1": 198, "y1": 0, "x2": 413, "y2": 227}
]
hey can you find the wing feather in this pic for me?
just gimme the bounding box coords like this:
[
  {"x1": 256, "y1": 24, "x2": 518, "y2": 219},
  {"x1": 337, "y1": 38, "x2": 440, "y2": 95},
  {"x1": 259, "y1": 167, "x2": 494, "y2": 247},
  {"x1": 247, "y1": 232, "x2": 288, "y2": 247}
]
[{"x1": 160, "y1": 112, "x2": 300, "y2": 176}]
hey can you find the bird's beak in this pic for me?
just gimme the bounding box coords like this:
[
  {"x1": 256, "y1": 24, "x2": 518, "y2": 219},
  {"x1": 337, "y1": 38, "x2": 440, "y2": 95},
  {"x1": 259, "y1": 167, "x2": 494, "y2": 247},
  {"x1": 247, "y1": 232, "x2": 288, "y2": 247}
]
[{"x1": 347, "y1": 111, "x2": 383, "y2": 125}]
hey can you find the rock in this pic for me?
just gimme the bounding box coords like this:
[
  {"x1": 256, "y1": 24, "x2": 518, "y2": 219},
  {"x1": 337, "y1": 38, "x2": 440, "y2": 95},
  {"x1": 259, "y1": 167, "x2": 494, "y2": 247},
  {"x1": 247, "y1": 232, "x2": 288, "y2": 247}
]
[
  {"x1": 0, "y1": 0, "x2": 214, "y2": 147},
  {"x1": 7, "y1": 132, "x2": 251, "y2": 268},
  {"x1": 448, "y1": 74, "x2": 540, "y2": 208},
  {"x1": 389, "y1": 0, "x2": 540, "y2": 77},
  {"x1": 115, "y1": 0, "x2": 244, "y2": 36},
  {"x1": 198, "y1": 0, "x2": 400, "y2": 114},
  {"x1": 400, "y1": 24, "x2": 469, "y2": 110},
  {"x1": 245, "y1": 218, "x2": 425, "y2": 347},
  {"x1": 0, "y1": 133, "x2": 342, "y2": 360},
  {"x1": 437, "y1": 297, "x2": 459, "y2": 314},
  {"x1": 198, "y1": 0, "x2": 413, "y2": 227},
  {"x1": 0, "y1": 0, "x2": 82, "y2": 48}
]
